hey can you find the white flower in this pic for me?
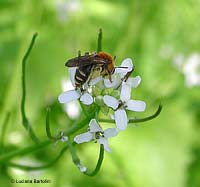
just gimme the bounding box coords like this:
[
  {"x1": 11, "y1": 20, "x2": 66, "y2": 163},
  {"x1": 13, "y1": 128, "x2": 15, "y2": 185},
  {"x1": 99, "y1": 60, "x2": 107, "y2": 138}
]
[
  {"x1": 74, "y1": 119, "x2": 118, "y2": 152},
  {"x1": 104, "y1": 58, "x2": 134, "y2": 88},
  {"x1": 183, "y1": 53, "x2": 200, "y2": 87},
  {"x1": 103, "y1": 76, "x2": 146, "y2": 131}
]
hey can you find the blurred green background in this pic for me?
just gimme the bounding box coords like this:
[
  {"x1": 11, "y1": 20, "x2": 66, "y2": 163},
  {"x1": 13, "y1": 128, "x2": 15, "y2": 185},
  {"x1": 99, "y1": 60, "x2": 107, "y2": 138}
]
[{"x1": 0, "y1": 0, "x2": 200, "y2": 187}]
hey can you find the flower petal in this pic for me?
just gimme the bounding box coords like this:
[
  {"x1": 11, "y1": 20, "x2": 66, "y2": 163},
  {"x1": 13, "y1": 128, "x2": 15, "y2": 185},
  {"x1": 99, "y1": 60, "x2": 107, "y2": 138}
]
[
  {"x1": 89, "y1": 119, "x2": 103, "y2": 132},
  {"x1": 68, "y1": 67, "x2": 77, "y2": 87},
  {"x1": 114, "y1": 109, "x2": 128, "y2": 131},
  {"x1": 61, "y1": 79, "x2": 74, "y2": 91},
  {"x1": 126, "y1": 100, "x2": 146, "y2": 112},
  {"x1": 98, "y1": 137, "x2": 112, "y2": 152},
  {"x1": 58, "y1": 90, "x2": 80, "y2": 104},
  {"x1": 115, "y1": 58, "x2": 133, "y2": 74},
  {"x1": 103, "y1": 95, "x2": 119, "y2": 110},
  {"x1": 104, "y1": 74, "x2": 121, "y2": 88},
  {"x1": 121, "y1": 58, "x2": 133, "y2": 70},
  {"x1": 89, "y1": 76, "x2": 103, "y2": 86},
  {"x1": 120, "y1": 83, "x2": 131, "y2": 102},
  {"x1": 104, "y1": 128, "x2": 118, "y2": 138},
  {"x1": 126, "y1": 76, "x2": 141, "y2": 88},
  {"x1": 104, "y1": 78, "x2": 116, "y2": 88},
  {"x1": 74, "y1": 132, "x2": 93, "y2": 144},
  {"x1": 80, "y1": 93, "x2": 93, "y2": 105}
]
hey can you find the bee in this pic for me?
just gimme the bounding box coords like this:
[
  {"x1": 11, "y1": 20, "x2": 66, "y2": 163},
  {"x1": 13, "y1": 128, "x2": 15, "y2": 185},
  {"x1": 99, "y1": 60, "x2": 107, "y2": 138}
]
[{"x1": 65, "y1": 51, "x2": 116, "y2": 89}]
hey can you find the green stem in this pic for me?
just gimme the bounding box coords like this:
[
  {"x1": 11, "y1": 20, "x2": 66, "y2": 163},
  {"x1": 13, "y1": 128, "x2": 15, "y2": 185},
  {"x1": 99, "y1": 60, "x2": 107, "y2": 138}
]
[
  {"x1": 6, "y1": 145, "x2": 68, "y2": 171},
  {"x1": 97, "y1": 28, "x2": 102, "y2": 52},
  {"x1": 68, "y1": 140, "x2": 104, "y2": 177},
  {"x1": 46, "y1": 108, "x2": 61, "y2": 140},
  {"x1": 84, "y1": 144, "x2": 104, "y2": 177},
  {"x1": 68, "y1": 141, "x2": 80, "y2": 165},
  {"x1": 0, "y1": 140, "x2": 51, "y2": 164},
  {"x1": 45, "y1": 106, "x2": 92, "y2": 141},
  {"x1": 129, "y1": 104, "x2": 162, "y2": 123},
  {"x1": 21, "y1": 32, "x2": 39, "y2": 143},
  {"x1": 99, "y1": 104, "x2": 162, "y2": 124},
  {"x1": 0, "y1": 112, "x2": 10, "y2": 154},
  {"x1": 0, "y1": 113, "x2": 93, "y2": 163}
]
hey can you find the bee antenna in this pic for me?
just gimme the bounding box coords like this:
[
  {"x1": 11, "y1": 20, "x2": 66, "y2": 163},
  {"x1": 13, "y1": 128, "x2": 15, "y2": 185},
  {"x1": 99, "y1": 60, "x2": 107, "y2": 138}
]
[
  {"x1": 115, "y1": 66, "x2": 128, "y2": 69},
  {"x1": 113, "y1": 55, "x2": 116, "y2": 61}
]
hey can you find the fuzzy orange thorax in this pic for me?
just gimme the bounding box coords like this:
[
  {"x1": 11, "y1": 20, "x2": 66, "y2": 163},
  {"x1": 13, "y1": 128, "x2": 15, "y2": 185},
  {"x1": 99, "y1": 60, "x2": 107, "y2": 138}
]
[{"x1": 97, "y1": 52, "x2": 114, "y2": 73}]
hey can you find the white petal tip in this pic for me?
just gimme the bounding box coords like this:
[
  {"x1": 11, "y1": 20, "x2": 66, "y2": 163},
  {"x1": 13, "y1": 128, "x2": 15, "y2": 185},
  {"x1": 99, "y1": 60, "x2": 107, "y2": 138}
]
[
  {"x1": 104, "y1": 128, "x2": 118, "y2": 138},
  {"x1": 121, "y1": 58, "x2": 133, "y2": 70},
  {"x1": 130, "y1": 76, "x2": 141, "y2": 88},
  {"x1": 103, "y1": 95, "x2": 119, "y2": 110},
  {"x1": 80, "y1": 93, "x2": 93, "y2": 105},
  {"x1": 74, "y1": 132, "x2": 93, "y2": 144},
  {"x1": 58, "y1": 90, "x2": 80, "y2": 104},
  {"x1": 126, "y1": 100, "x2": 146, "y2": 112},
  {"x1": 98, "y1": 137, "x2": 112, "y2": 153},
  {"x1": 120, "y1": 84, "x2": 131, "y2": 102},
  {"x1": 89, "y1": 119, "x2": 102, "y2": 132},
  {"x1": 114, "y1": 109, "x2": 128, "y2": 131}
]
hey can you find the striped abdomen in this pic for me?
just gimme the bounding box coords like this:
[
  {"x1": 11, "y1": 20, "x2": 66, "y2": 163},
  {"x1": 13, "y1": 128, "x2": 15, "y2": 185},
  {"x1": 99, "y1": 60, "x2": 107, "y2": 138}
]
[{"x1": 75, "y1": 65, "x2": 93, "y2": 87}]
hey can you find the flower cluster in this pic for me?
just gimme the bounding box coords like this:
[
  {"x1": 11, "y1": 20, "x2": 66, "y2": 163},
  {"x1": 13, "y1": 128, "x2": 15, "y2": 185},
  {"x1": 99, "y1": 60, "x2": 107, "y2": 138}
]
[{"x1": 58, "y1": 58, "x2": 146, "y2": 153}]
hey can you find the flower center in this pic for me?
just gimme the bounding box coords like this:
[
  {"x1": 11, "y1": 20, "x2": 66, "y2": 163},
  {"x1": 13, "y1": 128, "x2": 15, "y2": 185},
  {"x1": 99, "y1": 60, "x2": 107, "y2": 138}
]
[
  {"x1": 115, "y1": 100, "x2": 126, "y2": 110},
  {"x1": 95, "y1": 131, "x2": 104, "y2": 139}
]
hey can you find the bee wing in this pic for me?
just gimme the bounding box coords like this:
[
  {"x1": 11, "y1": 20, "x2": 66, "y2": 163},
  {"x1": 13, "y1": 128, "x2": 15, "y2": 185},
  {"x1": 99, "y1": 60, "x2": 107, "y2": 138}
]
[{"x1": 65, "y1": 54, "x2": 110, "y2": 67}]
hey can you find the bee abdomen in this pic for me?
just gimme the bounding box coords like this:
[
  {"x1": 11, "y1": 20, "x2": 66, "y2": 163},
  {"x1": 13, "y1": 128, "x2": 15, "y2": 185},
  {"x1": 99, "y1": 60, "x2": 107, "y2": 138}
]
[{"x1": 75, "y1": 66, "x2": 92, "y2": 86}]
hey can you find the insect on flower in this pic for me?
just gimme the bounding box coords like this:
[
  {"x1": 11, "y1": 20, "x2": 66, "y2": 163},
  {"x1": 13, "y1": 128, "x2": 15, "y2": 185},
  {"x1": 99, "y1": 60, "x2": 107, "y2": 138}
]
[{"x1": 65, "y1": 51, "x2": 129, "y2": 90}]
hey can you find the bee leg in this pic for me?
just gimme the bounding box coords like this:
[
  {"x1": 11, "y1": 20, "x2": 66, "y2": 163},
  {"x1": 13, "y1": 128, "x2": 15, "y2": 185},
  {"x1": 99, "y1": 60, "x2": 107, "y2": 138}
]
[
  {"x1": 105, "y1": 68, "x2": 112, "y2": 83},
  {"x1": 108, "y1": 74, "x2": 113, "y2": 83},
  {"x1": 75, "y1": 85, "x2": 84, "y2": 93},
  {"x1": 115, "y1": 70, "x2": 134, "y2": 90},
  {"x1": 80, "y1": 87, "x2": 85, "y2": 93},
  {"x1": 123, "y1": 69, "x2": 134, "y2": 82}
]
